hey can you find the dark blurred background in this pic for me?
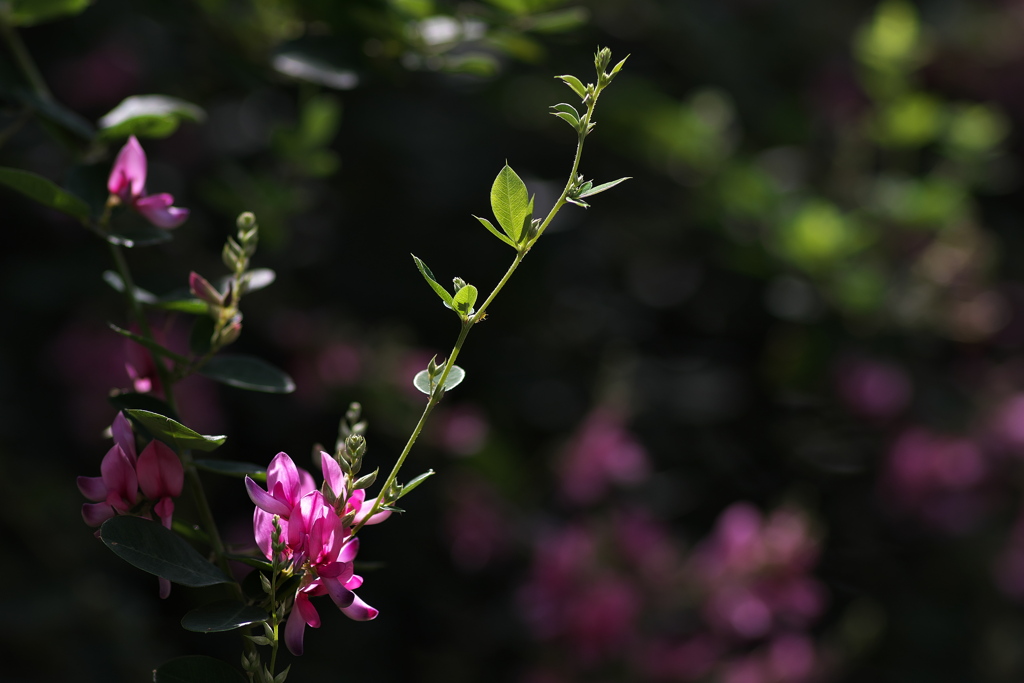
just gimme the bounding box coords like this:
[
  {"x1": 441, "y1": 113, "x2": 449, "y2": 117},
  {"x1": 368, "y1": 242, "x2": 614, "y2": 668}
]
[{"x1": 5, "y1": 0, "x2": 1024, "y2": 681}]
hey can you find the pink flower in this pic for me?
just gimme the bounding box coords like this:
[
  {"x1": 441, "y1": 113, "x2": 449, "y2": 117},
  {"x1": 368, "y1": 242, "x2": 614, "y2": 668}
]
[
  {"x1": 247, "y1": 451, "x2": 385, "y2": 655},
  {"x1": 107, "y1": 135, "x2": 189, "y2": 229},
  {"x1": 137, "y1": 439, "x2": 184, "y2": 528}
]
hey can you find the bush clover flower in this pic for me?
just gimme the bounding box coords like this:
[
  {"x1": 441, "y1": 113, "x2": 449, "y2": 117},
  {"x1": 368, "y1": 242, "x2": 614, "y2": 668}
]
[{"x1": 107, "y1": 135, "x2": 189, "y2": 229}]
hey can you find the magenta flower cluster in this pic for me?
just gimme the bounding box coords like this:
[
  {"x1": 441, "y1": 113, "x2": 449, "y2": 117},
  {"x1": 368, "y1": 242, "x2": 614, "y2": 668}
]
[{"x1": 244, "y1": 452, "x2": 390, "y2": 656}]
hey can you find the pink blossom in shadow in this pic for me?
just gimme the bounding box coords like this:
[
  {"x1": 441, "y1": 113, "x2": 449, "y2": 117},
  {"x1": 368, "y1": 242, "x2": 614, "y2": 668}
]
[
  {"x1": 557, "y1": 407, "x2": 650, "y2": 505},
  {"x1": 432, "y1": 404, "x2": 490, "y2": 456},
  {"x1": 108, "y1": 136, "x2": 189, "y2": 228},
  {"x1": 444, "y1": 475, "x2": 511, "y2": 571},
  {"x1": 52, "y1": 42, "x2": 140, "y2": 109},
  {"x1": 881, "y1": 427, "x2": 991, "y2": 533},
  {"x1": 836, "y1": 356, "x2": 912, "y2": 419},
  {"x1": 641, "y1": 635, "x2": 723, "y2": 682}
]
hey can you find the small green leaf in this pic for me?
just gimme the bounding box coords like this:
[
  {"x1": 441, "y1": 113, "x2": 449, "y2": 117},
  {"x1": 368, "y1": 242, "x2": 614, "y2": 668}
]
[
  {"x1": 200, "y1": 355, "x2": 296, "y2": 394},
  {"x1": 98, "y1": 95, "x2": 206, "y2": 140},
  {"x1": 556, "y1": 74, "x2": 587, "y2": 99},
  {"x1": 577, "y1": 177, "x2": 631, "y2": 198},
  {"x1": 181, "y1": 601, "x2": 269, "y2": 633},
  {"x1": 108, "y1": 323, "x2": 189, "y2": 365},
  {"x1": 550, "y1": 103, "x2": 580, "y2": 121},
  {"x1": 473, "y1": 215, "x2": 516, "y2": 247},
  {"x1": 412, "y1": 254, "x2": 455, "y2": 308},
  {"x1": 99, "y1": 516, "x2": 233, "y2": 587},
  {"x1": 240, "y1": 268, "x2": 276, "y2": 295},
  {"x1": 490, "y1": 164, "x2": 530, "y2": 243},
  {"x1": 412, "y1": 365, "x2": 466, "y2": 394},
  {"x1": 154, "y1": 298, "x2": 210, "y2": 315},
  {"x1": 194, "y1": 459, "x2": 267, "y2": 481},
  {"x1": 7, "y1": 0, "x2": 92, "y2": 26},
  {"x1": 153, "y1": 655, "x2": 247, "y2": 683},
  {"x1": 189, "y1": 316, "x2": 215, "y2": 356},
  {"x1": 552, "y1": 112, "x2": 581, "y2": 131},
  {"x1": 109, "y1": 392, "x2": 178, "y2": 422},
  {"x1": 398, "y1": 470, "x2": 435, "y2": 499},
  {"x1": 452, "y1": 284, "x2": 478, "y2": 317},
  {"x1": 125, "y1": 409, "x2": 227, "y2": 452},
  {"x1": 0, "y1": 167, "x2": 91, "y2": 220}
]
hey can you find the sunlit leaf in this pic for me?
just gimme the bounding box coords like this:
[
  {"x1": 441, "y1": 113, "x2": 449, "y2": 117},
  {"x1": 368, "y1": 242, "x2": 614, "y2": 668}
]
[
  {"x1": 98, "y1": 95, "x2": 206, "y2": 140},
  {"x1": 125, "y1": 409, "x2": 227, "y2": 452},
  {"x1": 105, "y1": 218, "x2": 174, "y2": 247},
  {"x1": 490, "y1": 164, "x2": 530, "y2": 243},
  {"x1": 452, "y1": 284, "x2": 478, "y2": 316},
  {"x1": 200, "y1": 355, "x2": 296, "y2": 394},
  {"x1": 412, "y1": 254, "x2": 455, "y2": 308},
  {"x1": 398, "y1": 470, "x2": 435, "y2": 498},
  {"x1": 181, "y1": 601, "x2": 268, "y2": 633},
  {"x1": 109, "y1": 392, "x2": 178, "y2": 422},
  {"x1": 0, "y1": 167, "x2": 91, "y2": 220},
  {"x1": 556, "y1": 74, "x2": 587, "y2": 100},
  {"x1": 577, "y1": 177, "x2": 631, "y2": 198},
  {"x1": 412, "y1": 365, "x2": 466, "y2": 395},
  {"x1": 153, "y1": 656, "x2": 247, "y2": 683},
  {"x1": 473, "y1": 215, "x2": 516, "y2": 247},
  {"x1": 99, "y1": 516, "x2": 232, "y2": 586},
  {"x1": 272, "y1": 51, "x2": 359, "y2": 90}
]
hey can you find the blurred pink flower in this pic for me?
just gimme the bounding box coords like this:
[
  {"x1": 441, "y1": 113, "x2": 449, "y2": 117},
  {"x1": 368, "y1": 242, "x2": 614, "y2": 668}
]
[
  {"x1": 836, "y1": 356, "x2": 912, "y2": 419},
  {"x1": 108, "y1": 135, "x2": 189, "y2": 229},
  {"x1": 432, "y1": 404, "x2": 490, "y2": 456},
  {"x1": 557, "y1": 407, "x2": 650, "y2": 504}
]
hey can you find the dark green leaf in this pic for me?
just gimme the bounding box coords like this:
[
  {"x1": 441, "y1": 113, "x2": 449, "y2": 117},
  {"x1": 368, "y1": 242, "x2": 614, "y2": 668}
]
[
  {"x1": 453, "y1": 284, "x2": 478, "y2": 317},
  {"x1": 411, "y1": 254, "x2": 455, "y2": 308},
  {"x1": 194, "y1": 459, "x2": 267, "y2": 481},
  {"x1": 108, "y1": 323, "x2": 189, "y2": 364},
  {"x1": 109, "y1": 392, "x2": 178, "y2": 422},
  {"x1": 99, "y1": 516, "x2": 232, "y2": 587},
  {"x1": 473, "y1": 215, "x2": 516, "y2": 247},
  {"x1": 181, "y1": 601, "x2": 268, "y2": 633},
  {"x1": 200, "y1": 355, "x2": 296, "y2": 393},
  {"x1": 577, "y1": 176, "x2": 632, "y2": 198},
  {"x1": 0, "y1": 167, "x2": 91, "y2": 220},
  {"x1": 15, "y1": 88, "x2": 94, "y2": 139},
  {"x1": 105, "y1": 217, "x2": 174, "y2": 247},
  {"x1": 125, "y1": 409, "x2": 227, "y2": 452},
  {"x1": 529, "y1": 7, "x2": 589, "y2": 33},
  {"x1": 153, "y1": 656, "x2": 247, "y2": 683},
  {"x1": 490, "y1": 164, "x2": 530, "y2": 243},
  {"x1": 189, "y1": 317, "x2": 215, "y2": 356},
  {"x1": 8, "y1": 0, "x2": 91, "y2": 27},
  {"x1": 98, "y1": 95, "x2": 206, "y2": 140},
  {"x1": 102, "y1": 270, "x2": 158, "y2": 304}
]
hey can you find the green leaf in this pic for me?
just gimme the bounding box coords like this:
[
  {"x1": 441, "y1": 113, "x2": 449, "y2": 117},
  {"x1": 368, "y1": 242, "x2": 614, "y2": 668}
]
[
  {"x1": 240, "y1": 268, "x2": 276, "y2": 295},
  {"x1": 108, "y1": 323, "x2": 189, "y2": 365},
  {"x1": 272, "y1": 50, "x2": 359, "y2": 90},
  {"x1": 99, "y1": 516, "x2": 233, "y2": 587},
  {"x1": 412, "y1": 364, "x2": 466, "y2": 395},
  {"x1": 109, "y1": 392, "x2": 178, "y2": 422},
  {"x1": 125, "y1": 409, "x2": 227, "y2": 452},
  {"x1": 153, "y1": 656, "x2": 247, "y2": 683},
  {"x1": 181, "y1": 601, "x2": 269, "y2": 633},
  {"x1": 552, "y1": 112, "x2": 581, "y2": 131},
  {"x1": 529, "y1": 7, "x2": 589, "y2": 33},
  {"x1": 490, "y1": 164, "x2": 530, "y2": 243},
  {"x1": 452, "y1": 284, "x2": 478, "y2": 317},
  {"x1": 473, "y1": 215, "x2": 516, "y2": 247},
  {"x1": 105, "y1": 214, "x2": 174, "y2": 247},
  {"x1": 412, "y1": 254, "x2": 455, "y2": 308},
  {"x1": 577, "y1": 176, "x2": 631, "y2": 198},
  {"x1": 7, "y1": 0, "x2": 92, "y2": 26},
  {"x1": 556, "y1": 74, "x2": 587, "y2": 99},
  {"x1": 398, "y1": 470, "x2": 435, "y2": 499},
  {"x1": 102, "y1": 270, "x2": 158, "y2": 304},
  {"x1": 194, "y1": 459, "x2": 267, "y2": 481},
  {"x1": 98, "y1": 95, "x2": 206, "y2": 140},
  {"x1": 0, "y1": 167, "x2": 91, "y2": 220},
  {"x1": 200, "y1": 354, "x2": 296, "y2": 393},
  {"x1": 154, "y1": 298, "x2": 210, "y2": 315},
  {"x1": 550, "y1": 103, "x2": 580, "y2": 121},
  {"x1": 15, "y1": 88, "x2": 95, "y2": 139}
]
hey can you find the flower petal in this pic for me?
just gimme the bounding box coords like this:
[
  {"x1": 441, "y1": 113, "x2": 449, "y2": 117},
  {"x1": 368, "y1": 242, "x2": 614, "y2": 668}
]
[
  {"x1": 320, "y1": 452, "x2": 346, "y2": 500},
  {"x1": 82, "y1": 502, "x2": 115, "y2": 527},
  {"x1": 77, "y1": 475, "x2": 107, "y2": 502},
  {"x1": 322, "y1": 576, "x2": 355, "y2": 609},
  {"x1": 245, "y1": 476, "x2": 292, "y2": 517},
  {"x1": 340, "y1": 593, "x2": 378, "y2": 621},
  {"x1": 100, "y1": 445, "x2": 137, "y2": 509},
  {"x1": 108, "y1": 135, "x2": 147, "y2": 199},
  {"x1": 284, "y1": 603, "x2": 307, "y2": 657},
  {"x1": 137, "y1": 440, "x2": 184, "y2": 500},
  {"x1": 134, "y1": 193, "x2": 189, "y2": 229},
  {"x1": 153, "y1": 497, "x2": 175, "y2": 529},
  {"x1": 112, "y1": 412, "x2": 137, "y2": 462}
]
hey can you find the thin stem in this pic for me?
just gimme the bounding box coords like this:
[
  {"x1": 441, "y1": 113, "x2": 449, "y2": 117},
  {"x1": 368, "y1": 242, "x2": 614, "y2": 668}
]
[{"x1": 0, "y1": 15, "x2": 52, "y2": 101}]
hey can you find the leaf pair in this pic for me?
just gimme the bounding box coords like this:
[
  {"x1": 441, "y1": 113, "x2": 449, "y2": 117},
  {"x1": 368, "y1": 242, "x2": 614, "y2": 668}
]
[{"x1": 475, "y1": 164, "x2": 535, "y2": 248}]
